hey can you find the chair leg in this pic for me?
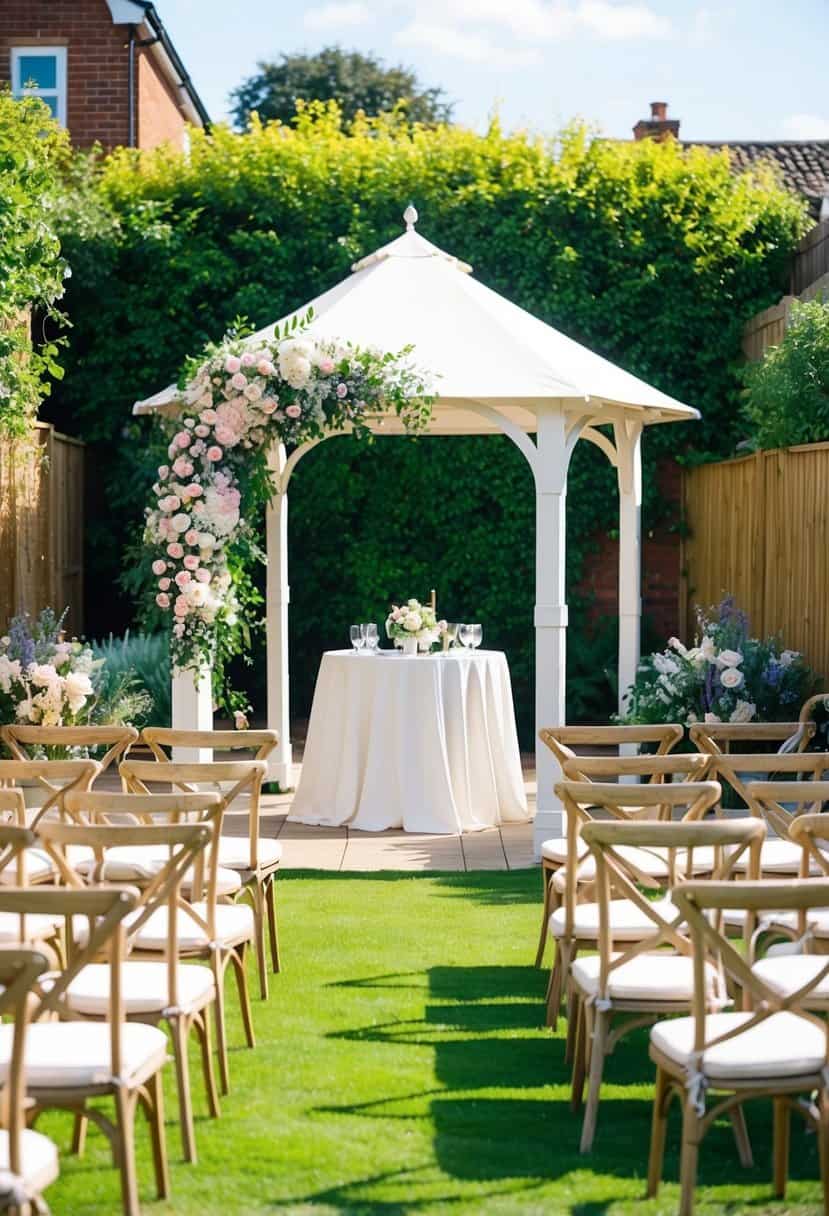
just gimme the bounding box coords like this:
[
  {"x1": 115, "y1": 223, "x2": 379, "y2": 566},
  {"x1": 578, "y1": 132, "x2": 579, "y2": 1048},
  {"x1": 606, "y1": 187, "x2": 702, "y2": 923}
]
[
  {"x1": 251, "y1": 881, "x2": 268, "y2": 1001},
  {"x1": 213, "y1": 953, "x2": 231, "y2": 1096},
  {"x1": 730, "y1": 1103, "x2": 753, "y2": 1169},
  {"x1": 144, "y1": 1069, "x2": 170, "y2": 1200},
  {"x1": 231, "y1": 943, "x2": 256, "y2": 1049},
  {"x1": 819, "y1": 1087, "x2": 829, "y2": 1216},
  {"x1": 570, "y1": 994, "x2": 587, "y2": 1113},
  {"x1": 678, "y1": 1100, "x2": 701, "y2": 1216},
  {"x1": 170, "y1": 1015, "x2": 197, "y2": 1164},
  {"x1": 772, "y1": 1097, "x2": 790, "y2": 1198},
  {"x1": 546, "y1": 940, "x2": 570, "y2": 1030},
  {"x1": 564, "y1": 977, "x2": 578, "y2": 1065},
  {"x1": 647, "y1": 1066, "x2": 671, "y2": 1198},
  {"x1": 534, "y1": 866, "x2": 553, "y2": 967},
  {"x1": 266, "y1": 873, "x2": 280, "y2": 973},
  {"x1": 579, "y1": 1007, "x2": 608, "y2": 1153},
  {"x1": 113, "y1": 1087, "x2": 140, "y2": 1216},
  {"x1": 71, "y1": 1111, "x2": 87, "y2": 1156},
  {"x1": 195, "y1": 1005, "x2": 221, "y2": 1119}
]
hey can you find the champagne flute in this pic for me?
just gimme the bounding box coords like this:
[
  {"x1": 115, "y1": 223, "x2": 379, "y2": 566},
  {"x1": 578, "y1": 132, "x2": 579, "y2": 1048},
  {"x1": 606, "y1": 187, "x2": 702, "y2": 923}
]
[
  {"x1": 444, "y1": 622, "x2": 459, "y2": 652},
  {"x1": 469, "y1": 623, "x2": 483, "y2": 651},
  {"x1": 349, "y1": 625, "x2": 364, "y2": 653},
  {"x1": 364, "y1": 622, "x2": 379, "y2": 654}
]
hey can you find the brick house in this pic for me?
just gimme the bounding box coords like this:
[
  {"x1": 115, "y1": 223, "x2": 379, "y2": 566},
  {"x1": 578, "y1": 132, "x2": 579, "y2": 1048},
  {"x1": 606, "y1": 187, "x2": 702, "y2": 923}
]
[{"x1": 0, "y1": 0, "x2": 209, "y2": 151}]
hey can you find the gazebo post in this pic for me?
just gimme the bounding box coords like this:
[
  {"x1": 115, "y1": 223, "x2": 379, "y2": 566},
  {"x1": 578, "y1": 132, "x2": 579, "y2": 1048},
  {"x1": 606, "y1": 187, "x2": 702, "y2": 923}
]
[
  {"x1": 532, "y1": 405, "x2": 569, "y2": 856},
  {"x1": 615, "y1": 420, "x2": 643, "y2": 716},
  {"x1": 171, "y1": 667, "x2": 213, "y2": 761},
  {"x1": 266, "y1": 443, "x2": 293, "y2": 786}
]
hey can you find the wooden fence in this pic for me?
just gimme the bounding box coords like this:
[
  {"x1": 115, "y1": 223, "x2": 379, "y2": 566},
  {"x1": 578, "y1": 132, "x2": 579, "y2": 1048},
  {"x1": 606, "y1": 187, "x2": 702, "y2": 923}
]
[
  {"x1": 0, "y1": 423, "x2": 84, "y2": 634},
  {"x1": 791, "y1": 220, "x2": 829, "y2": 296},
  {"x1": 681, "y1": 443, "x2": 829, "y2": 680}
]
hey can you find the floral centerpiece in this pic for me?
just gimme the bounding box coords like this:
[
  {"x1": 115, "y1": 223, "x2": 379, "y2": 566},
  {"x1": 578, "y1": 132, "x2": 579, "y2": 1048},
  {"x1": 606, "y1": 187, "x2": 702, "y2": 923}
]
[
  {"x1": 0, "y1": 609, "x2": 150, "y2": 732},
  {"x1": 141, "y1": 318, "x2": 433, "y2": 676},
  {"x1": 385, "y1": 600, "x2": 445, "y2": 655},
  {"x1": 619, "y1": 598, "x2": 815, "y2": 727}
]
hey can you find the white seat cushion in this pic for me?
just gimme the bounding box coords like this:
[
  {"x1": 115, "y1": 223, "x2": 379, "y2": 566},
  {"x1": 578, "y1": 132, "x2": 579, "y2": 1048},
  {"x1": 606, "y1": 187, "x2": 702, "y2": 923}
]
[
  {"x1": 572, "y1": 952, "x2": 722, "y2": 1002},
  {"x1": 0, "y1": 1128, "x2": 58, "y2": 1197},
  {"x1": 0, "y1": 1021, "x2": 167, "y2": 1089},
  {"x1": 733, "y1": 838, "x2": 811, "y2": 874},
  {"x1": 552, "y1": 845, "x2": 678, "y2": 893},
  {"x1": 550, "y1": 896, "x2": 679, "y2": 941},
  {"x1": 65, "y1": 961, "x2": 215, "y2": 1016},
  {"x1": 77, "y1": 846, "x2": 242, "y2": 896},
  {"x1": 129, "y1": 902, "x2": 255, "y2": 951},
  {"x1": 541, "y1": 836, "x2": 587, "y2": 864},
  {"x1": 753, "y1": 954, "x2": 829, "y2": 1001},
  {"x1": 0, "y1": 849, "x2": 54, "y2": 885},
  {"x1": 0, "y1": 912, "x2": 63, "y2": 944},
  {"x1": 651, "y1": 1010, "x2": 826, "y2": 1080},
  {"x1": 217, "y1": 837, "x2": 282, "y2": 871}
]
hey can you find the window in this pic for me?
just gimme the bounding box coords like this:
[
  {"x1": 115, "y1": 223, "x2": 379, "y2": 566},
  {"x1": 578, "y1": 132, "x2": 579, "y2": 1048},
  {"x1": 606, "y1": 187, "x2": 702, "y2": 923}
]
[{"x1": 11, "y1": 47, "x2": 67, "y2": 126}]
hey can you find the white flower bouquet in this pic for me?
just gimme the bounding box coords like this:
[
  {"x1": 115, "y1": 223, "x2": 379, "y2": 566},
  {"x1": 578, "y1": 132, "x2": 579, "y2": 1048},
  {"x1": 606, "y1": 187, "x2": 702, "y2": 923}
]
[{"x1": 385, "y1": 600, "x2": 445, "y2": 653}]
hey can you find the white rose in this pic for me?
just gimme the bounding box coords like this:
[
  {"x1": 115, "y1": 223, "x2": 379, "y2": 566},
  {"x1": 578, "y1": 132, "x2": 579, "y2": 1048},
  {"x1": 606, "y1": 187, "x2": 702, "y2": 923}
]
[
  {"x1": 403, "y1": 612, "x2": 422, "y2": 632},
  {"x1": 729, "y1": 699, "x2": 756, "y2": 724},
  {"x1": 716, "y1": 649, "x2": 743, "y2": 669},
  {"x1": 779, "y1": 650, "x2": 799, "y2": 668},
  {"x1": 29, "y1": 663, "x2": 61, "y2": 689},
  {"x1": 197, "y1": 532, "x2": 216, "y2": 549},
  {"x1": 171, "y1": 513, "x2": 191, "y2": 534},
  {"x1": 64, "y1": 671, "x2": 94, "y2": 714},
  {"x1": 0, "y1": 655, "x2": 21, "y2": 693},
  {"x1": 704, "y1": 712, "x2": 721, "y2": 724},
  {"x1": 278, "y1": 351, "x2": 312, "y2": 389},
  {"x1": 720, "y1": 666, "x2": 744, "y2": 690},
  {"x1": 700, "y1": 636, "x2": 716, "y2": 662}
]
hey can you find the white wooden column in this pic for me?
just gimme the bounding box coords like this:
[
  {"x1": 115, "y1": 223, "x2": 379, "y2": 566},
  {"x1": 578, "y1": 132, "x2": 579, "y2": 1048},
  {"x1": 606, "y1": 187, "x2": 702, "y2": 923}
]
[
  {"x1": 266, "y1": 443, "x2": 294, "y2": 787},
  {"x1": 614, "y1": 419, "x2": 643, "y2": 716},
  {"x1": 171, "y1": 666, "x2": 213, "y2": 761},
  {"x1": 533, "y1": 407, "x2": 570, "y2": 855}
]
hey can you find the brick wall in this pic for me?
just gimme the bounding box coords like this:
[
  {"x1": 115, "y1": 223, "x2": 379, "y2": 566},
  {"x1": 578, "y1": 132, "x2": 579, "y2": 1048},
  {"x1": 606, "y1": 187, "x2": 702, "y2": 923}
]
[
  {"x1": 576, "y1": 457, "x2": 682, "y2": 644},
  {"x1": 136, "y1": 47, "x2": 187, "y2": 149},
  {"x1": 0, "y1": 0, "x2": 189, "y2": 150}
]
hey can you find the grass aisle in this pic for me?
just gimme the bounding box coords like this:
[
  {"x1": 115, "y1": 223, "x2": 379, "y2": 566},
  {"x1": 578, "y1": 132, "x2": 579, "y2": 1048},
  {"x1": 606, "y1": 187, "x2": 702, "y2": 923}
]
[{"x1": 46, "y1": 870, "x2": 822, "y2": 1214}]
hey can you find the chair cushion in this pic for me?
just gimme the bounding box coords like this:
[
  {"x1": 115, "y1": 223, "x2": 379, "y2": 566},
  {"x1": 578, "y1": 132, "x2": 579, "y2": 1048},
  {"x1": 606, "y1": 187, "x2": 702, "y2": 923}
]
[
  {"x1": 0, "y1": 1128, "x2": 59, "y2": 1197},
  {"x1": 217, "y1": 837, "x2": 282, "y2": 871},
  {"x1": 64, "y1": 961, "x2": 215, "y2": 1016},
  {"x1": 753, "y1": 954, "x2": 829, "y2": 1001},
  {"x1": 549, "y1": 897, "x2": 679, "y2": 942},
  {"x1": 0, "y1": 1021, "x2": 167, "y2": 1089},
  {"x1": 650, "y1": 1010, "x2": 826, "y2": 1080},
  {"x1": 0, "y1": 911, "x2": 63, "y2": 944},
  {"x1": 0, "y1": 848, "x2": 54, "y2": 885},
  {"x1": 732, "y1": 838, "x2": 811, "y2": 874},
  {"x1": 76, "y1": 846, "x2": 242, "y2": 896},
  {"x1": 541, "y1": 836, "x2": 587, "y2": 864},
  {"x1": 572, "y1": 952, "x2": 720, "y2": 1002},
  {"x1": 128, "y1": 902, "x2": 255, "y2": 951}
]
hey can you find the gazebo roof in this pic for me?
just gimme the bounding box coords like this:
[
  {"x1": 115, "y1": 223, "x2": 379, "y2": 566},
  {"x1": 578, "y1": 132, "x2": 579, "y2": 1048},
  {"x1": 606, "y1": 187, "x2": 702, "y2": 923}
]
[{"x1": 134, "y1": 207, "x2": 698, "y2": 434}]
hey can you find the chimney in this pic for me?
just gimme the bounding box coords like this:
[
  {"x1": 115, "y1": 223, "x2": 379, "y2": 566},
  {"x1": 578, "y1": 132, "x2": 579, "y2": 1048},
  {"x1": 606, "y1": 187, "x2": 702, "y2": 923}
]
[{"x1": 633, "y1": 101, "x2": 680, "y2": 142}]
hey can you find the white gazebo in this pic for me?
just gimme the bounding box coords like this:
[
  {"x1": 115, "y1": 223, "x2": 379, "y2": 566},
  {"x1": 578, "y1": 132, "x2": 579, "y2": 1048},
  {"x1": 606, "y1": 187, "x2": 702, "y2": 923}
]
[{"x1": 135, "y1": 207, "x2": 698, "y2": 853}]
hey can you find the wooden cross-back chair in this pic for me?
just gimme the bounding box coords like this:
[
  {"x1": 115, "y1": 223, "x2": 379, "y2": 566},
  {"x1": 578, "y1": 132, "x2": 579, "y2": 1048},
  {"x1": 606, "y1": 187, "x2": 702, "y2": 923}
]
[
  {"x1": 0, "y1": 760, "x2": 99, "y2": 830},
  {"x1": 117, "y1": 763, "x2": 262, "y2": 1094},
  {"x1": 534, "y1": 751, "x2": 710, "y2": 969},
  {"x1": 546, "y1": 778, "x2": 720, "y2": 1036},
  {"x1": 571, "y1": 816, "x2": 764, "y2": 1154},
  {"x1": 0, "y1": 886, "x2": 169, "y2": 1216},
  {"x1": 689, "y1": 720, "x2": 815, "y2": 758},
  {"x1": 130, "y1": 738, "x2": 281, "y2": 998},
  {"x1": 41, "y1": 806, "x2": 219, "y2": 1165},
  {"x1": 0, "y1": 726, "x2": 138, "y2": 778},
  {"x1": 0, "y1": 818, "x2": 67, "y2": 962},
  {"x1": 0, "y1": 945, "x2": 59, "y2": 1215},
  {"x1": 649, "y1": 877, "x2": 829, "y2": 1216}
]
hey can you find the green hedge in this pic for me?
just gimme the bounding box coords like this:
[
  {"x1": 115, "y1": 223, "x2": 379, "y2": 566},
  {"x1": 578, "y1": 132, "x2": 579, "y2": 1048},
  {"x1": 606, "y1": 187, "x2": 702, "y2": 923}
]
[{"x1": 50, "y1": 109, "x2": 807, "y2": 739}]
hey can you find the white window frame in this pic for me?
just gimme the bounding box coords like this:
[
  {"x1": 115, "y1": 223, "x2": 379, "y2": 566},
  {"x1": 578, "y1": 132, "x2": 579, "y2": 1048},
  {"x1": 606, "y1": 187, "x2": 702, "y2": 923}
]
[{"x1": 10, "y1": 46, "x2": 67, "y2": 127}]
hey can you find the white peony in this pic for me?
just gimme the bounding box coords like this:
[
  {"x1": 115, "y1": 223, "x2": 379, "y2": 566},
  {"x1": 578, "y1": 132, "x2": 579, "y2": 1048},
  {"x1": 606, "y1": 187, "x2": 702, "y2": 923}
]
[
  {"x1": 64, "y1": 671, "x2": 93, "y2": 714},
  {"x1": 278, "y1": 351, "x2": 312, "y2": 389},
  {"x1": 729, "y1": 699, "x2": 756, "y2": 724},
  {"x1": 720, "y1": 666, "x2": 744, "y2": 690}
]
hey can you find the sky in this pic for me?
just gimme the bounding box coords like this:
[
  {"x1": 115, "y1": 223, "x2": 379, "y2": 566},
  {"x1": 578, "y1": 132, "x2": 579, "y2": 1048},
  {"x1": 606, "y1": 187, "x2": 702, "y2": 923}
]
[{"x1": 158, "y1": 0, "x2": 828, "y2": 142}]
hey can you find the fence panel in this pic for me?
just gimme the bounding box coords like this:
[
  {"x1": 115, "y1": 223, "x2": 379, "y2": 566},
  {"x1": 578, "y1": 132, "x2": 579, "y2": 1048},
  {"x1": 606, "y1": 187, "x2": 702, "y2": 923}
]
[
  {"x1": 0, "y1": 423, "x2": 84, "y2": 634},
  {"x1": 682, "y1": 443, "x2": 829, "y2": 680}
]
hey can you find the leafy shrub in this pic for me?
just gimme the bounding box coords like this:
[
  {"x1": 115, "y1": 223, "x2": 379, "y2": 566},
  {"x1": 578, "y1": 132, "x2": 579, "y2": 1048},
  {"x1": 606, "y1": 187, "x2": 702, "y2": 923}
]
[
  {"x1": 91, "y1": 632, "x2": 171, "y2": 728},
  {"x1": 743, "y1": 299, "x2": 829, "y2": 449}
]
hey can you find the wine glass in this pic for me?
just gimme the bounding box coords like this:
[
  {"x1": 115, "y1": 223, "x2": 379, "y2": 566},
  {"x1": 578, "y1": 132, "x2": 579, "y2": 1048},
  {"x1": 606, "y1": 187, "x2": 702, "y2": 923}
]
[
  {"x1": 469, "y1": 623, "x2": 483, "y2": 651},
  {"x1": 444, "y1": 622, "x2": 459, "y2": 651},
  {"x1": 363, "y1": 622, "x2": 379, "y2": 654},
  {"x1": 349, "y1": 625, "x2": 364, "y2": 653},
  {"x1": 458, "y1": 623, "x2": 472, "y2": 650}
]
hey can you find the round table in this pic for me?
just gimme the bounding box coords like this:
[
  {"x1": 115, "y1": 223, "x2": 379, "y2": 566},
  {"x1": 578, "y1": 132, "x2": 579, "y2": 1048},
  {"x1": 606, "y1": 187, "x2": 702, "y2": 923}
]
[{"x1": 289, "y1": 649, "x2": 529, "y2": 833}]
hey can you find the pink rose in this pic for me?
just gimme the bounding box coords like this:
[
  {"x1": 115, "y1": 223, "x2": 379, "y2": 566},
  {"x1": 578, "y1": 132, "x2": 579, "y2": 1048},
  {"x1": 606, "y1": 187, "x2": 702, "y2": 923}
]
[
  {"x1": 174, "y1": 598, "x2": 189, "y2": 617},
  {"x1": 201, "y1": 408, "x2": 218, "y2": 424},
  {"x1": 167, "y1": 542, "x2": 184, "y2": 559},
  {"x1": 261, "y1": 398, "x2": 277, "y2": 414},
  {"x1": 183, "y1": 554, "x2": 199, "y2": 571},
  {"x1": 319, "y1": 357, "x2": 335, "y2": 375},
  {"x1": 195, "y1": 424, "x2": 209, "y2": 438},
  {"x1": 224, "y1": 355, "x2": 241, "y2": 374},
  {"x1": 159, "y1": 577, "x2": 171, "y2": 590},
  {"x1": 157, "y1": 465, "x2": 169, "y2": 479},
  {"x1": 214, "y1": 426, "x2": 235, "y2": 446},
  {"x1": 151, "y1": 559, "x2": 166, "y2": 576},
  {"x1": 257, "y1": 359, "x2": 274, "y2": 376},
  {"x1": 206, "y1": 446, "x2": 223, "y2": 462},
  {"x1": 155, "y1": 593, "x2": 170, "y2": 609},
  {"x1": 183, "y1": 483, "x2": 203, "y2": 498},
  {"x1": 159, "y1": 495, "x2": 181, "y2": 513},
  {"x1": 195, "y1": 568, "x2": 211, "y2": 583},
  {"x1": 192, "y1": 501, "x2": 205, "y2": 513},
  {"x1": 240, "y1": 352, "x2": 256, "y2": 367},
  {"x1": 175, "y1": 570, "x2": 191, "y2": 588},
  {"x1": 231, "y1": 372, "x2": 247, "y2": 390},
  {"x1": 336, "y1": 382, "x2": 348, "y2": 399},
  {"x1": 285, "y1": 404, "x2": 302, "y2": 419},
  {"x1": 185, "y1": 529, "x2": 200, "y2": 546},
  {"x1": 174, "y1": 431, "x2": 191, "y2": 449},
  {"x1": 172, "y1": 457, "x2": 193, "y2": 478}
]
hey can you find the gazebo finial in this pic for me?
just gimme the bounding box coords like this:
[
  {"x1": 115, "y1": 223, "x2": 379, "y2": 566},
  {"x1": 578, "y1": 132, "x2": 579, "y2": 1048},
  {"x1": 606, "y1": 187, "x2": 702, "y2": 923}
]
[{"x1": 403, "y1": 203, "x2": 418, "y2": 231}]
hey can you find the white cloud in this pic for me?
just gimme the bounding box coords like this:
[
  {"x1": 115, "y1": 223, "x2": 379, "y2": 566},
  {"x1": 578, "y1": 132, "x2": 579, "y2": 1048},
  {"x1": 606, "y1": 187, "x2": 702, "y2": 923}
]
[
  {"x1": 577, "y1": 1, "x2": 672, "y2": 40},
  {"x1": 303, "y1": 1, "x2": 371, "y2": 30},
  {"x1": 782, "y1": 113, "x2": 829, "y2": 140},
  {"x1": 396, "y1": 20, "x2": 542, "y2": 65}
]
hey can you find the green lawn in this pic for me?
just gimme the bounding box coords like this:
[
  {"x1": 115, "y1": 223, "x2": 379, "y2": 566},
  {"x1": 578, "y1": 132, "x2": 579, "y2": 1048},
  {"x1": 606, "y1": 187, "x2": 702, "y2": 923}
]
[{"x1": 45, "y1": 871, "x2": 823, "y2": 1215}]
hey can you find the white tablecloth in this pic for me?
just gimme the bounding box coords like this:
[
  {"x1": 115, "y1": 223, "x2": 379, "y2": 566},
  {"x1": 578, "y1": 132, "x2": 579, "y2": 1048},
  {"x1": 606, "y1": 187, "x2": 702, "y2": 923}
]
[{"x1": 289, "y1": 649, "x2": 528, "y2": 833}]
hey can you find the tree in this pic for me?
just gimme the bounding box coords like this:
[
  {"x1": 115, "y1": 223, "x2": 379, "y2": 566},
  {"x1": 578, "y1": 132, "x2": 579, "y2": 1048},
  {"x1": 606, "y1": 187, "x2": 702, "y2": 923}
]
[
  {"x1": 230, "y1": 45, "x2": 452, "y2": 128},
  {"x1": 743, "y1": 300, "x2": 829, "y2": 449}
]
